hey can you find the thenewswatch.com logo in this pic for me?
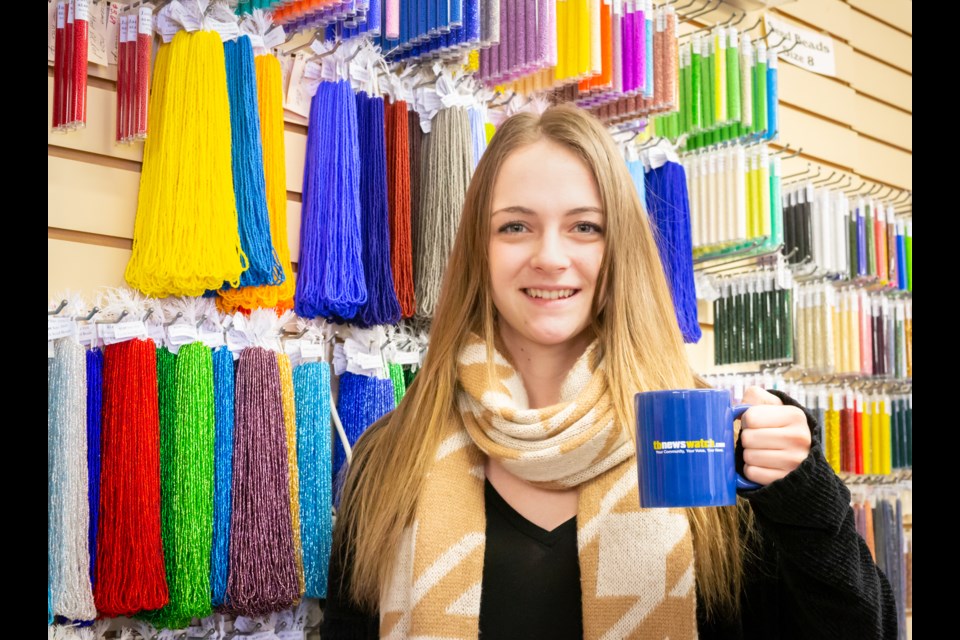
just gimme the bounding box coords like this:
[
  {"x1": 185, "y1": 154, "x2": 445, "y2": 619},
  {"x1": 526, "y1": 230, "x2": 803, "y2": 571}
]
[{"x1": 652, "y1": 439, "x2": 727, "y2": 453}]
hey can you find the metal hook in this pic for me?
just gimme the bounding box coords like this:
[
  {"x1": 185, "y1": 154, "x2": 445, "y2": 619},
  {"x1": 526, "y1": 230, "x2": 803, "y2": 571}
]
[
  {"x1": 682, "y1": 10, "x2": 740, "y2": 38},
  {"x1": 780, "y1": 162, "x2": 812, "y2": 181},
  {"x1": 164, "y1": 311, "x2": 183, "y2": 327},
  {"x1": 729, "y1": 12, "x2": 747, "y2": 27},
  {"x1": 202, "y1": 630, "x2": 217, "y2": 639},
  {"x1": 742, "y1": 16, "x2": 764, "y2": 34},
  {"x1": 782, "y1": 146, "x2": 803, "y2": 160},
  {"x1": 196, "y1": 315, "x2": 208, "y2": 330},
  {"x1": 766, "y1": 33, "x2": 788, "y2": 49},
  {"x1": 811, "y1": 170, "x2": 837, "y2": 185},
  {"x1": 108, "y1": 310, "x2": 130, "y2": 324},
  {"x1": 843, "y1": 179, "x2": 867, "y2": 195},
  {"x1": 780, "y1": 39, "x2": 802, "y2": 54},
  {"x1": 142, "y1": 308, "x2": 154, "y2": 323},
  {"x1": 309, "y1": 39, "x2": 342, "y2": 60},
  {"x1": 48, "y1": 299, "x2": 68, "y2": 316},
  {"x1": 77, "y1": 307, "x2": 100, "y2": 322},
  {"x1": 674, "y1": 0, "x2": 701, "y2": 11},
  {"x1": 681, "y1": 0, "x2": 721, "y2": 23}
]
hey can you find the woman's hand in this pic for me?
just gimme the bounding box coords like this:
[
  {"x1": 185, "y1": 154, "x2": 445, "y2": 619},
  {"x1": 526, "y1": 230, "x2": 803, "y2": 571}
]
[{"x1": 739, "y1": 386, "x2": 812, "y2": 486}]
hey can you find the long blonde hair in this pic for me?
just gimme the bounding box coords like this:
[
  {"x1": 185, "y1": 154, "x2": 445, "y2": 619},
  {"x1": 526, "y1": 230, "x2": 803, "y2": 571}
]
[{"x1": 334, "y1": 103, "x2": 752, "y2": 621}]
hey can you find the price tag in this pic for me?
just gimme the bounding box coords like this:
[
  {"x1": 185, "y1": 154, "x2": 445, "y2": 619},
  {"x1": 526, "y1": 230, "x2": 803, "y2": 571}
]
[
  {"x1": 284, "y1": 339, "x2": 302, "y2": 355},
  {"x1": 277, "y1": 632, "x2": 306, "y2": 640}
]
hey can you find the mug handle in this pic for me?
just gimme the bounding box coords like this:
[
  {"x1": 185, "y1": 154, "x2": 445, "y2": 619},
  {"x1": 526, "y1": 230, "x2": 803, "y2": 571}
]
[{"x1": 732, "y1": 405, "x2": 763, "y2": 491}]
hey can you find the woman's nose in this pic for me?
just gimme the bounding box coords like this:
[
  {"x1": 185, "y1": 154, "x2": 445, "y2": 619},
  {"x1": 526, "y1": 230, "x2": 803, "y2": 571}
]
[{"x1": 529, "y1": 232, "x2": 571, "y2": 272}]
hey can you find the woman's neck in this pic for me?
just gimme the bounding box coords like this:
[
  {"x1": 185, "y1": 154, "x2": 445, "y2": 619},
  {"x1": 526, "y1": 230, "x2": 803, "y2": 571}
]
[{"x1": 498, "y1": 327, "x2": 595, "y2": 409}]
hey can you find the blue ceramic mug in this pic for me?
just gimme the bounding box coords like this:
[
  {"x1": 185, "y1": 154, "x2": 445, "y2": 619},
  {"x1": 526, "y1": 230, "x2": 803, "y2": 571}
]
[{"x1": 634, "y1": 389, "x2": 762, "y2": 508}]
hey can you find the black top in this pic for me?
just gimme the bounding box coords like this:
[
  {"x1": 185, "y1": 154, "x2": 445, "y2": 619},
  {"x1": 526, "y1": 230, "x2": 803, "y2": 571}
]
[
  {"x1": 480, "y1": 477, "x2": 582, "y2": 639},
  {"x1": 319, "y1": 391, "x2": 899, "y2": 639}
]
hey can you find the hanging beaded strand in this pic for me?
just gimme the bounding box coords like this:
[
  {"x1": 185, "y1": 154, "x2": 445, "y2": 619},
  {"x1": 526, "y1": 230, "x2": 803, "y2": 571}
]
[
  {"x1": 95, "y1": 339, "x2": 169, "y2": 617},
  {"x1": 211, "y1": 346, "x2": 235, "y2": 608},
  {"x1": 147, "y1": 342, "x2": 216, "y2": 629},
  {"x1": 227, "y1": 347, "x2": 298, "y2": 616},
  {"x1": 277, "y1": 352, "x2": 306, "y2": 599},
  {"x1": 294, "y1": 361, "x2": 334, "y2": 598},
  {"x1": 49, "y1": 338, "x2": 97, "y2": 622},
  {"x1": 86, "y1": 348, "x2": 104, "y2": 589}
]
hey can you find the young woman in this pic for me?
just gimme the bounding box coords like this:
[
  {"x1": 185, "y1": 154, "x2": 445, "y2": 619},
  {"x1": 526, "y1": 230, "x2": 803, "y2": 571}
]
[{"x1": 321, "y1": 105, "x2": 897, "y2": 639}]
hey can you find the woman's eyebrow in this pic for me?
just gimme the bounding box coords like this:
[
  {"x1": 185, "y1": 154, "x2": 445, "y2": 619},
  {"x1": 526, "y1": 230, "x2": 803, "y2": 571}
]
[{"x1": 491, "y1": 206, "x2": 604, "y2": 216}]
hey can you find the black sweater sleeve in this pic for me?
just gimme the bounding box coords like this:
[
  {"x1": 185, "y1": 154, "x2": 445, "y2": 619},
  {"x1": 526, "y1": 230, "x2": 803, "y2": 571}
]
[{"x1": 733, "y1": 390, "x2": 900, "y2": 639}]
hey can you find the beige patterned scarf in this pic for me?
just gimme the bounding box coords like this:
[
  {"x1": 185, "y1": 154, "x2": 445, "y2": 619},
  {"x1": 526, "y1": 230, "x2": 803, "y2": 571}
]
[{"x1": 381, "y1": 335, "x2": 697, "y2": 639}]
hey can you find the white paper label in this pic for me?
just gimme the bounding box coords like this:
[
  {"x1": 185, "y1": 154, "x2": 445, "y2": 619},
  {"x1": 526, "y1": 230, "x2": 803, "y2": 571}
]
[
  {"x1": 264, "y1": 25, "x2": 286, "y2": 49},
  {"x1": 78, "y1": 323, "x2": 97, "y2": 345},
  {"x1": 276, "y1": 632, "x2": 306, "y2": 640},
  {"x1": 139, "y1": 7, "x2": 153, "y2": 35},
  {"x1": 49, "y1": 3, "x2": 62, "y2": 62},
  {"x1": 284, "y1": 339, "x2": 302, "y2": 355},
  {"x1": 391, "y1": 349, "x2": 420, "y2": 365},
  {"x1": 57, "y1": 3, "x2": 65, "y2": 29},
  {"x1": 354, "y1": 352, "x2": 384, "y2": 370},
  {"x1": 87, "y1": 0, "x2": 109, "y2": 65},
  {"x1": 97, "y1": 323, "x2": 114, "y2": 341},
  {"x1": 48, "y1": 319, "x2": 77, "y2": 341},
  {"x1": 167, "y1": 323, "x2": 200, "y2": 344},
  {"x1": 107, "y1": 2, "x2": 121, "y2": 62},
  {"x1": 199, "y1": 330, "x2": 226, "y2": 349},
  {"x1": 68, "y1": 0, "x2": 74, "y2": 24},
  {"x1": 75, "y1": 0, "x2": 89, "y2": 22},
  {"x1": 49, "y1": 341, "x2": 55, "y2": 358},
  {"x1": 114, "y1": 321, "x2": 149, "y2": 340},
  {"x1": 300, "y1": 342, "x2": 324, "y2": 359},
  {"x1": 284, "y1": 55, "x2": 313, "y2": 117},
  {"x1": 207, "y1": 19, "x2": 240, "y2": 42},
  {"x1": 126, "y1": 14, "x2": 138, "y2": 41},
  {"x1": 148, "y1": 324, "x2": 166, "y2": 346},
  {"x1": 247, "y1": 33, "x2": 265, "y2": 50}
]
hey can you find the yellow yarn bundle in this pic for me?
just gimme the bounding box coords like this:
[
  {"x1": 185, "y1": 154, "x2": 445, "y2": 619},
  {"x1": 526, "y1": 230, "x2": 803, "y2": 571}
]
[{"x1": 125, "y1": 30, "x2": 246, "y2": 297}]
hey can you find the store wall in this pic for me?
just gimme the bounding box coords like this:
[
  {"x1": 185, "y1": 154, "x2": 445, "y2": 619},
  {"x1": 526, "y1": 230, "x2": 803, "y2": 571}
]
[{"x1": 48, "y1": 1, "x2": 912, "y2": 375}]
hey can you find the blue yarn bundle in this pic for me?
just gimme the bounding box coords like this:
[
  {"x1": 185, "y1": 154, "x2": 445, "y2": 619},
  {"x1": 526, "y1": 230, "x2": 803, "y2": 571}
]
[
  {"x1": 333, "y1": 372, "x2": 395, "y2": 500},
  {"x1": 468, "y1": 106, "x2": 488, "y2": 171},
  {"x1": 210, "y1": 346, "x2": 235, "y2": 608},
  {"x1": 644, "y1": 160, "x2": 701, "y2": 343},
  {"x1": 356, "y1": 92, "x2": 401, "y2": 327},
  {"x1": 224, "y1": 35, "x2": 283, "y2": 289},
  {"x1": 85, "y1": 348, "x2": 103, "y2": 587},
  {"x1": 293, "y1": 362, "x2": 333, "y2": 598},
  {"x1": 296, "y1": 80, "x2": 368, "y2": 319}
]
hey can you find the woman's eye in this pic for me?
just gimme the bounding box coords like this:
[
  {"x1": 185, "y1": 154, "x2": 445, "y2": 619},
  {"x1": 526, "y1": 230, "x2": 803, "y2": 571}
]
[
  {"x1": 574, "y1": 222, "x2": 604, "y2": 234},
  {"x1": 498, "y1": 222, "x2": 527, "y2": 234}
]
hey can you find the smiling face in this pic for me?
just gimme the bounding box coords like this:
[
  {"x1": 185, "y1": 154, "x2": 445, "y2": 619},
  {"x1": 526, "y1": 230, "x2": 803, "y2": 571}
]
[{"x1": 488, "y1": 137, "x2": 606, "y2": 356}]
